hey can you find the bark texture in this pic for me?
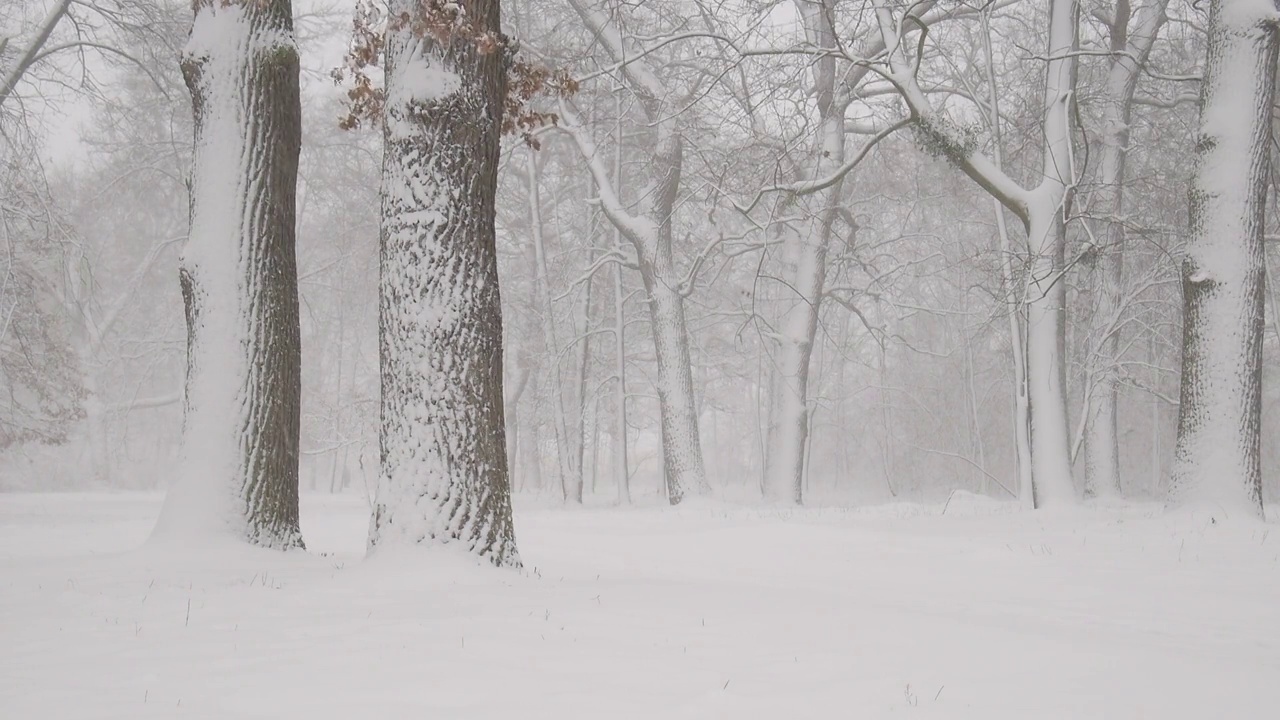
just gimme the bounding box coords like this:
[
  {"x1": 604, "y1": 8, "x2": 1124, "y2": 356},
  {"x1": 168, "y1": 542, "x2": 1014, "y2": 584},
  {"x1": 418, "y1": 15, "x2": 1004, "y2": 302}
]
[
  {"x1": 153, "y1": 0, "x2": 303, "y2": 548},
  {"x1": 369, "y1": 0, "x2": 520, "y2": 565},
  {"x1": 1169, "y1": 0, "x2": 1274, "y2": 516}
]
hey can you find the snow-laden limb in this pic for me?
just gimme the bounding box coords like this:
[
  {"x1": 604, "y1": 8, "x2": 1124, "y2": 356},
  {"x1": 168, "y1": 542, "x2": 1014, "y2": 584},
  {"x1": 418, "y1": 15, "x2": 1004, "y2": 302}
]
[
  {"x1": 369, "y1": 0, "x2": 519, "y2": 566},
  {"x1": 151, "y1": 0, "x2": 304, "y2": 549},
  {"x1": 1169, "y1": 0, "x2": 1277, "y2": 518}
]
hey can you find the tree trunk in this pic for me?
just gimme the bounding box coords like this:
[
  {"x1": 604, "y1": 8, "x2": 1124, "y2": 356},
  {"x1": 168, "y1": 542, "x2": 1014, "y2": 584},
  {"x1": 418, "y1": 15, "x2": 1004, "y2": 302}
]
[
  {"x1": 152, "y1": 0, "x2": 303, "y2": 548},
  {"x1": 1169, "y1": 0, "x2": 1274, "y2": 517},
  {"x1": 368, "y1": 0, "x2": 520, "y2": 565},
  {"x1": 998, "y1": 202, "x2": 1039, "y2": 507},
  {"x1": 981, "y1": 9, "x2": 1033, "y2": 508}
]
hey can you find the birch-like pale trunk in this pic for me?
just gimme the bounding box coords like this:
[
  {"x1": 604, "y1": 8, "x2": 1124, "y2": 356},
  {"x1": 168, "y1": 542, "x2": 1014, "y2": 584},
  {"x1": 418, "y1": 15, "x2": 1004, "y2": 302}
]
[
  {"x1": 1169, "y1": 0, "x2": 1275, "y2": 517},
  {"x1": 1083, "y1": 0, "x2": 1166, "y2": 498},
  {"x1": 569, "y1": 242, "x2": 593, "y2": 503},
  {"x1": 763, "y1": 0, "x2": 847, "y2": 505},
  {"x1": 368, "y1": 0, "x2": 519, "y2": 565},
  {"x1": 151, "y1": 0, "x2": 303, "y2": 548}
]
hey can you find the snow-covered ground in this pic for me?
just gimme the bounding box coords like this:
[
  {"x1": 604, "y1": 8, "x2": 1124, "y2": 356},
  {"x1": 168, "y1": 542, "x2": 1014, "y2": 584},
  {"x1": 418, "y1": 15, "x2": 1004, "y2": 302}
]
[{"x1": 2, "y1": 491, "x2": 1277, "y2": 718}]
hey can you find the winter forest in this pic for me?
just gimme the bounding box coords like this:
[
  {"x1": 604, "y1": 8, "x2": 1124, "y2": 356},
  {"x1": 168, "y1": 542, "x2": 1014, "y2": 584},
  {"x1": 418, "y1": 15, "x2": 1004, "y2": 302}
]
[{"x1": 3, "y1": 0, "x2": 1280, "y2": 716}]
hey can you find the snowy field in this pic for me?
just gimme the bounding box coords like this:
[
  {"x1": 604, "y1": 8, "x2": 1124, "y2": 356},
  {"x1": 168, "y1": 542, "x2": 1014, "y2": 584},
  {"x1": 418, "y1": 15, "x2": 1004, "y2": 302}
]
[{"x1": 2, "y1": 492, "x2": 1278, "y2": 719}]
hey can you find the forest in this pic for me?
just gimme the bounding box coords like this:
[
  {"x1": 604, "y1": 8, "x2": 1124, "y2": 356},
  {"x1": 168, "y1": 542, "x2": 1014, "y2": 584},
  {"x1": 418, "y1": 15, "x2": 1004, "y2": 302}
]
[{"x1": 2, "y1": 0, "x2": 1279, "y2": 716}]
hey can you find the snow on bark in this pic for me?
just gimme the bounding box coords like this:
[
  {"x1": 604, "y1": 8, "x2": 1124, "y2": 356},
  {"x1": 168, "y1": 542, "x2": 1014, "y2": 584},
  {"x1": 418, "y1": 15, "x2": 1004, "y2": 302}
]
[
  {"x1": 1169, "y1": 0, "x2": 1275, "y2": 517},
  {"x1": 368, "y1": 0, "x2": 520, "y2": 566},
  {"x1": 151, "y1": 0, "x2": 303, "y2": 549}
]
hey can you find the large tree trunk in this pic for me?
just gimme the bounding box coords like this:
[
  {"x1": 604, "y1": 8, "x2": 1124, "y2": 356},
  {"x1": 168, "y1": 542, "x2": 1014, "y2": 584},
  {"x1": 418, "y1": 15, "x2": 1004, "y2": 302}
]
[
  {"x1": 1169, "y1": 0, "x2": 1274, "y2": 517},
  {"x1": 368, "y1": 0, "x2": 520, "y2": 565},
  {"x1": 152, "y1": 0, "x2": 303, "y2": 548},
  {"x1": 763, "y1": 0, "x2": 845, "y2": 505},
  {"x1": 999, "y1": 204, "x2": 1035, "y2": 508}
]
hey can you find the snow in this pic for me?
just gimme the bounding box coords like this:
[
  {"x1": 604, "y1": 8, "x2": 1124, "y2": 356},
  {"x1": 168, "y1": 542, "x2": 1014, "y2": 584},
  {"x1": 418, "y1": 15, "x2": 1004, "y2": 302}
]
[{"x1": 3, "y1": 492, "x2": 1278, "y2": 718}]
